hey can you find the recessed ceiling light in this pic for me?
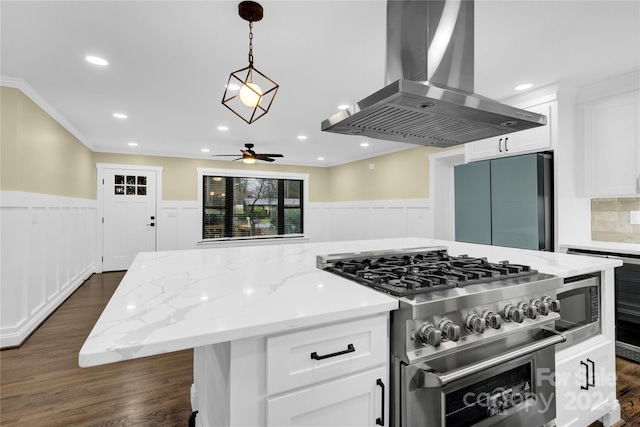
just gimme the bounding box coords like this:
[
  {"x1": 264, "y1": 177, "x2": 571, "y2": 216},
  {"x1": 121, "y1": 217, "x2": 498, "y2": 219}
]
[
  {"x1": 297, "y1": 135, "x2": 307, "y2": 140},
  {"x1": 317, "y1": 157, "x2": 325, "y2": 161},
  {"x1": 217, "y1": 126, "x2": 229, "y2": 131},
  {"x1": 338, "y1": 104, "x2": 350, "y2": 110},
  {"x1": 360, "y1": 142, "x2": 369, "y2": 147},
  {"x1": 85, "y1": 56, "x2": 108, "y2": 66},
  {"x1": 113, "y1": 113, "x2": 128, "y2": 119},
  {"x1": 201, "y1": 148, "x2": 210, "y2": 153},
  {"x1": 515, "y1": 83, "x2": 533, "y2": 91},
  {"x1": 128, "y1": 142, "x2": 138, "y2": 147}
]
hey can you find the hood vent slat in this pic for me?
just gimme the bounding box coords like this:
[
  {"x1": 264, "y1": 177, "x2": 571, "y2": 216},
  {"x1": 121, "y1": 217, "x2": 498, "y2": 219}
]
[{"x1": 345, "y1": 105, "x2": 516, "y2": 146}]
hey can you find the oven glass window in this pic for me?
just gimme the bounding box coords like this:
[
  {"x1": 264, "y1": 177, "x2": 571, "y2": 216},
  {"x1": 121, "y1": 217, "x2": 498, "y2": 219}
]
[
  {"x1": 556, "y1": 292, "x2": 587, "y2": 332},
  {"x1": 445, "y1": 364, "x2": 533, "y2": 427}
]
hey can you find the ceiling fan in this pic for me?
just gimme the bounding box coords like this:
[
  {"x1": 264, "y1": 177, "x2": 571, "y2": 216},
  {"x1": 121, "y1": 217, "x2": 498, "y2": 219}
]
[{"x1": 212, "y1": 143, "x2": 284, "y2": 164}]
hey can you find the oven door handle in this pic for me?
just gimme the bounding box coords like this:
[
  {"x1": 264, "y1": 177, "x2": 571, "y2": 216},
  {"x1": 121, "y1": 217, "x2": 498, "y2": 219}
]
[{"x1": 414, "y1": 330, "x2": 566, "y2": 388}]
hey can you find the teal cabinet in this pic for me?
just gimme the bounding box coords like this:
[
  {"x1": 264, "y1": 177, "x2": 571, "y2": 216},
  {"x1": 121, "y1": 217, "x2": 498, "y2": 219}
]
[{"x1": 454, "y1": 153, "x2": 553, "y2": 250}]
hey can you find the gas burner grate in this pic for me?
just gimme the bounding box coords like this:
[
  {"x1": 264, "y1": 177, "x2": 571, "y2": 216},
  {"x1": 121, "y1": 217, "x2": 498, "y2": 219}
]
[{"x1": 319, "y1": 248, "x2": 538, "y2": 297}]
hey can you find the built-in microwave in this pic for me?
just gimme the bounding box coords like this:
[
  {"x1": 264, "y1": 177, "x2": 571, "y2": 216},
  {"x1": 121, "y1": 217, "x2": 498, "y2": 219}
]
[{"x1": 555, "y1": 273, "x2": 600, "y2": 349}]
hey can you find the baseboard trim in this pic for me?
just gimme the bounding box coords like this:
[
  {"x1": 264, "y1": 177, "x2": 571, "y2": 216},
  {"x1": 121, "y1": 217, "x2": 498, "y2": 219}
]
[{"x1": 0, "y1": 265, "x2": 96, "y2": 349}]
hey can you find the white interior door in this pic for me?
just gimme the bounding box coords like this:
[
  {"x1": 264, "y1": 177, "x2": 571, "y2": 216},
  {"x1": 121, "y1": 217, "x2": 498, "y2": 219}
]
[{"x1": 102, "y1": 168, "x2": 157, "y2": 271}]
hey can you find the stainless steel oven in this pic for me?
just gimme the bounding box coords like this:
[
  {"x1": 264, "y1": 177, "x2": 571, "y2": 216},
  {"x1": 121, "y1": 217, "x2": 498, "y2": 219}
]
[
  {"x1": 555, "y1": 273, "x2": 600, "y2": 349},
  {"x1": 317, "y1": 247, "x2": 566, "y2": 427},
  {"x1": 396, "y1": 327, "x2": 563, "y2": 427}
]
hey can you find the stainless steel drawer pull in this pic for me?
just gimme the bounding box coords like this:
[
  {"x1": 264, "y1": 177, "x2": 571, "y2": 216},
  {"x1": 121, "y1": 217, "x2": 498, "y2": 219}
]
[{"x1": 310, "y1": 344, "x2": 355, "y2": 360}]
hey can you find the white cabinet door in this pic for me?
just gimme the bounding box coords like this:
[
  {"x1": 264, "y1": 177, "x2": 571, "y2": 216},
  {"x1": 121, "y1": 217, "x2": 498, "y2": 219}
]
[
  {"x1": 583, "y1": 90, "x2": 640, "y2": 196},
  {"x1": 465, "y1": 101, "x2": 556, "y2": 162},
  {"x1": 555, "y1": 339, "x2": 617, "y2": 427},
  {"x1": 267, "y1": 366, "x2": 387, "y2": 427}
]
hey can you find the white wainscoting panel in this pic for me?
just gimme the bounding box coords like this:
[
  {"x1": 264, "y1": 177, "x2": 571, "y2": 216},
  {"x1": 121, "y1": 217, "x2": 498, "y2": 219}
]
[
  {"x1": 0, "y1": 192, "x2": 97, "y2": 348},
  {"x1": 307, "y1": 199, "x2": 433, "y2": 243},
  {"x1": 155, "y1": 199, "x2": 433, "y2": 251},
  {"x1": 157, "y1": 201, "x2": 200, "y2": 251}
]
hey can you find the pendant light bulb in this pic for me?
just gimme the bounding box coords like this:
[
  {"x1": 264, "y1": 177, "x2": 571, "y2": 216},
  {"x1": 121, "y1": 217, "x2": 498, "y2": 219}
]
[{"x1": 239, "y1": 82, "x2": 263, "y2": 108}]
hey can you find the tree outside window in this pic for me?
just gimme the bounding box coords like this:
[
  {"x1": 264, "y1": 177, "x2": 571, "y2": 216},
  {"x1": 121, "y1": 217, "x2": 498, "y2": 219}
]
[{"x1": 203, "y1": 176, "x2": 303, "y2": 239}]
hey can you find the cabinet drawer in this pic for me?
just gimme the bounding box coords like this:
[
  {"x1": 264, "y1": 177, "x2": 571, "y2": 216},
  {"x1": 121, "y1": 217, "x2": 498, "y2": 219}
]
[
  {"x1": 266, "y1": 314, "x2": 388, "y2": 395},
  {"x1": 267, "y1": 366, "x2": 386, "y2": 427}
]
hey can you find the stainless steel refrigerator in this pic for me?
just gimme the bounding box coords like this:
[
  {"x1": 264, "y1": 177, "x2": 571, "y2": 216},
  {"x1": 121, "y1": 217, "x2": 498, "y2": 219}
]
[{"x1": 454, "y1": 152, "x2": 553, "y2": 251}]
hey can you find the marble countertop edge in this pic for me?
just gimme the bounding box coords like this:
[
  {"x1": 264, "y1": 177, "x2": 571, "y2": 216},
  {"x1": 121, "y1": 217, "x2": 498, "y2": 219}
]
[{"x1": 79, "y1": 299, "x2": 398, "y2": 368}]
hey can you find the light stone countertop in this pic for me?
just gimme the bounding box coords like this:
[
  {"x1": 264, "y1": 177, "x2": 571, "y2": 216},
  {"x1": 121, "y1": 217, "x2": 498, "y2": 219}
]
[
  {"x1": 79, "y1": 237, "x2": 622, "y2": 368},
  {"x1": 559, "y1": 240, "x2": 640, "y2": 257}
]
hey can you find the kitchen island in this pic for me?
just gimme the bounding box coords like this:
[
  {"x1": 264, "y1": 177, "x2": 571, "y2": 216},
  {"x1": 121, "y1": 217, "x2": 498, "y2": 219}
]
[{"x1": 79, "y1": 237, "x2": 622, "y2": 427}]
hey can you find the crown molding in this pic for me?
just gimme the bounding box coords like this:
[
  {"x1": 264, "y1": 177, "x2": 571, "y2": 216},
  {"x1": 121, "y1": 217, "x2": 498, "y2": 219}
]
[{"x1": 0, "y1": 75, "x2": 94, "y2": 151}]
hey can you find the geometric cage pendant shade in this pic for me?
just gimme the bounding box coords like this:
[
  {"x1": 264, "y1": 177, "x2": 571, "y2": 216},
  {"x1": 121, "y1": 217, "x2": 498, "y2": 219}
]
[
  {"x1": 221, "y1": 1, "x2": 279, "y2": 124},
  {"x1": 222, "y1": 64, "x2": 279, "y2": 124}
]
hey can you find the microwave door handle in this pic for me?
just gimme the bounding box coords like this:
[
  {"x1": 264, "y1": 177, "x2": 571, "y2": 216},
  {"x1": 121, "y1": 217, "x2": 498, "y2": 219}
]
[{"x1": 413, "y1": 330, "x2": 566, "y2": 388}]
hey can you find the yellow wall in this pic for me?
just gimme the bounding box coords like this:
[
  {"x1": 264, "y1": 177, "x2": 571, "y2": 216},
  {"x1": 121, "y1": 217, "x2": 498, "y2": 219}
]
[
  {"x1": 92, "y1": 152, "x2": 332, "y2": 202},
  {"x1": 328, "y1": 146, "x2": 441, "y2": 202},
  {"x1": 0, "y1": 87, "x2": 95, "y2": 199},
  {"x1": 2, "y1": 86, "x2": 444, "y2": 203}
]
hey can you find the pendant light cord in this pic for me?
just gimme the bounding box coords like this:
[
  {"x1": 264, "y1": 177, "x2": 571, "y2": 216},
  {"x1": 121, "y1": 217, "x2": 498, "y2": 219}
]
[{"x1": 248, "y1": 21, "x2": 254, "y2": 65}]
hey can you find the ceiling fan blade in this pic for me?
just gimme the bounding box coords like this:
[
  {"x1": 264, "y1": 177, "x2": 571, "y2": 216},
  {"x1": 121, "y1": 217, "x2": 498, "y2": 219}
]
[
  {"x1": 256, "y1": 156, "x2": 275, "y2": 162},
  {"x1": 232, "y1": 157, "x2": 242, "y2": 161},
  {"x1": 258, "y1": 154, "x2": 283, "y2": 157},
  {"x1": 212, "y1": 154, "x2": 241, "y2": 156}
]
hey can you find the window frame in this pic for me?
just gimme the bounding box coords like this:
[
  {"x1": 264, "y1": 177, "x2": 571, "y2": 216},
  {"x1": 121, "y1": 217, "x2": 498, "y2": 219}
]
[{"x1": 197, "y1": 167, "x2": 309, "y2": 242}]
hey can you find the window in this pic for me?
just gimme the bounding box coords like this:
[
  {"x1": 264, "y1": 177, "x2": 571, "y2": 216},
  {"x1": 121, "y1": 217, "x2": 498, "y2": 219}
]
[
  {"x1": 199, "y1": 169, "x2": 307, "y2": 241},
  {"x1": 114, "y1": 174, "x2": 147, "y2": 195}
]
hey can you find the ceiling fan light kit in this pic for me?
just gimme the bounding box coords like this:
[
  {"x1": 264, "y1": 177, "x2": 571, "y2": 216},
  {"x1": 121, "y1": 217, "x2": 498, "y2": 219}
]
[
  {"x1": 222, "y1": 1, "x2": 279, "y2": 124},
  {"x1": 213, "y1": 143, "x2": 284, "y2": 164}
]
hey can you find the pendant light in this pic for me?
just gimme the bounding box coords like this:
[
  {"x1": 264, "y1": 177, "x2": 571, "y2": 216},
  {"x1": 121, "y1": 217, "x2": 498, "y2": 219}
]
[{"x1": 222, "y1": 1, "x2": 279, "y2": 124}]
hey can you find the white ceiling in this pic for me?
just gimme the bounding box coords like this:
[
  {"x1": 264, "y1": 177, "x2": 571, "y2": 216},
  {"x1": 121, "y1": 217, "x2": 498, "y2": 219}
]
[{"x1": 2, "y1": 0, "x2": 639, "y2": 167}]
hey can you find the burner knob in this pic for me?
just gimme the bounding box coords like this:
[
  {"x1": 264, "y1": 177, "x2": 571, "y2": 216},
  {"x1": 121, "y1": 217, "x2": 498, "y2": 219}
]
[
  {"x1": 465, "y1": 313, "x2": 485, "y2": 334},
  {"x1": 517, "y1": 301, "x2": 538, "y2": 319},
  {"x1": 439, "y1": 319, "x2": 461, "y2": 342},
  {"x1": 482, "y1": 310, "x2": 502, "y2": 329},
  {"x1": 503, "y1": 304, "x2": 525, "y2": 323},
  {"x1": 418, "y1": 323, "x2": 442, "y2": 348},
  {"x1": 530, "y1": 298, "x2": 550, "y2": 316},
  {"x1": 542, "y1": 296, "x2": 561, "y2": 313}
]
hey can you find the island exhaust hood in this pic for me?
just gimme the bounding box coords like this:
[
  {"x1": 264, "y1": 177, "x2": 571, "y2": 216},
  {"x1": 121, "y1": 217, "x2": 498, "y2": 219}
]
[{"x1": 321, "y1": 0, "x2": 546, "y2": 148}]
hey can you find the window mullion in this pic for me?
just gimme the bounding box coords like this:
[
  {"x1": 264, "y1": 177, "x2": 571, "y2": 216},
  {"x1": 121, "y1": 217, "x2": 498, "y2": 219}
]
[
  {"x1": 277, "y1": 180, "x2": 285, "y2": 235},
  {"x1": 224, "y1": 178, "x2": 234, "y2": 237}
]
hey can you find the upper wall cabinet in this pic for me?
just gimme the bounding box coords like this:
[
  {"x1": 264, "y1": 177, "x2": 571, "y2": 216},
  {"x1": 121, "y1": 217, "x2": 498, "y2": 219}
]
[
  {"x1": 465, "y1": 98, "x2": 558, "y2": 162},
  {"x1": 581, "y1": 88, "x2": 640, "y2": 197}
]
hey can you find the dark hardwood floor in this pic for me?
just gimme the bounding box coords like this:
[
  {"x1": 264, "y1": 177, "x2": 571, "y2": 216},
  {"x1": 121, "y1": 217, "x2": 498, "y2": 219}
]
[
  {"x1": 1, "y1": 272, "x2": 639, "y2": 426},
  {"x1": 0, "y1": 272, "x2": 193, "y2": 426},
  {"x1": 589, "y1": 356, "x2": 640, "y2": 427}
]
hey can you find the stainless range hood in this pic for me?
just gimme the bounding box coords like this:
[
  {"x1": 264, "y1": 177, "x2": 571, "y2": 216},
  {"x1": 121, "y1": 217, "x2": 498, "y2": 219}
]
[{"x1": 321, "y1": 0, "x2": 546, "y2": 148}]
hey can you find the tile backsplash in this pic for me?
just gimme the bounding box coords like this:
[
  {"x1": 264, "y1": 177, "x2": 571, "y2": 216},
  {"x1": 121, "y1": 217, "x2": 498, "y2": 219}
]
[{"x1": 591, "y1": 198, "x2": 640, "y2": 243}]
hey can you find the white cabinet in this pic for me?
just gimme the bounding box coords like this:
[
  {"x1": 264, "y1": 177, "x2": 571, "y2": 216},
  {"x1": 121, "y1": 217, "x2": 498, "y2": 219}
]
[
  {"x1": 465, "y1": 100, "x2": 557, "y2": 162},
  {"x1": 192, "y1": 313, "x2": 390, "y2": 427},
  {"x1": 267, "y1": 367, "x2": 386, "y2": 427},
  {"x1": 582, "y1": 89, "x2": 640, "y2": 196},
  {"x1": 266, "y1": 315, "x2": 388, "y2": 426},
  {"x1": 555, "y1": 337, "x2": 619, "y2": 427}
]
